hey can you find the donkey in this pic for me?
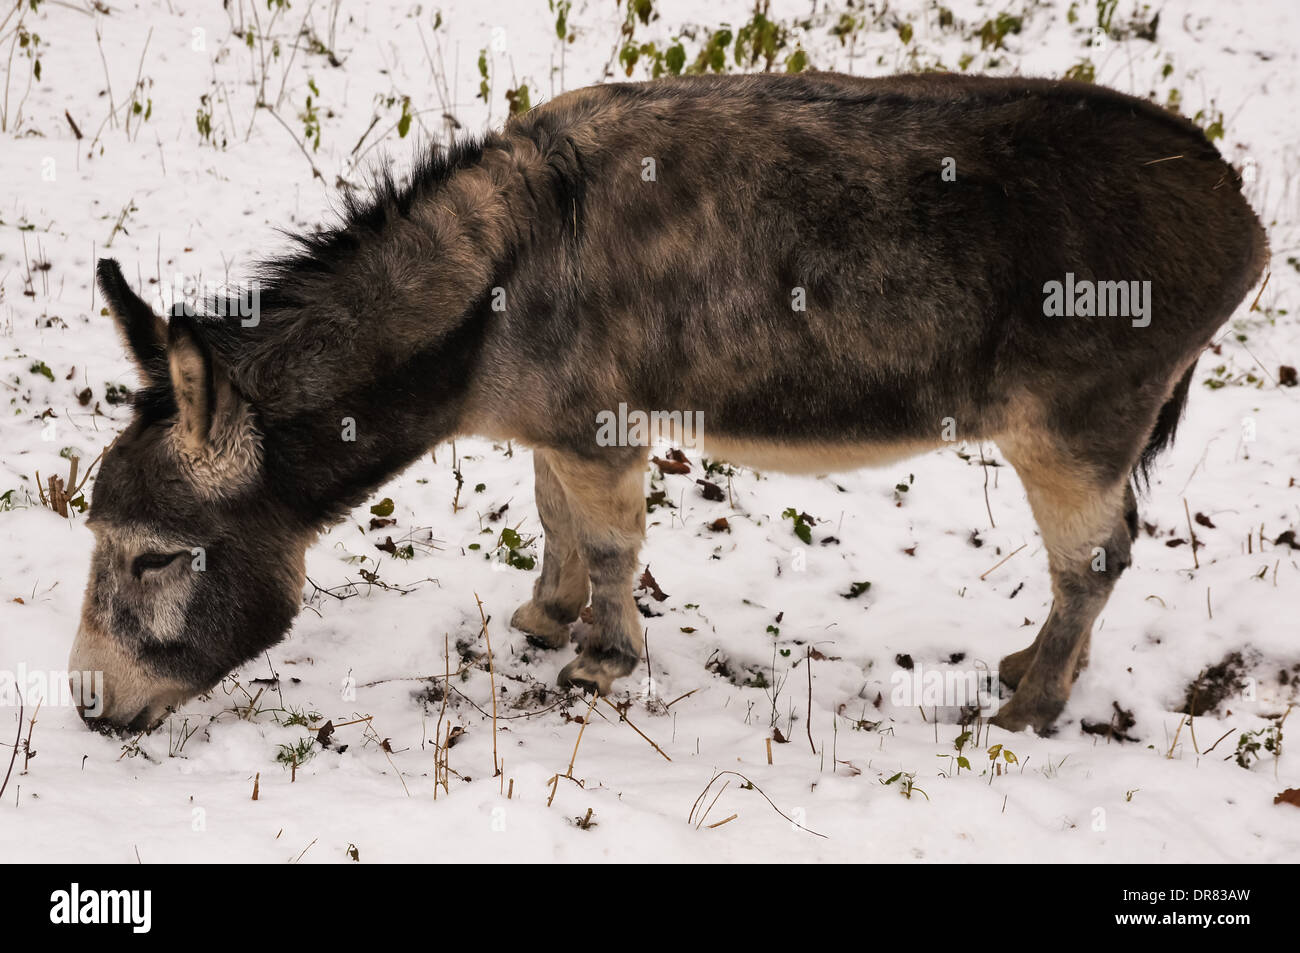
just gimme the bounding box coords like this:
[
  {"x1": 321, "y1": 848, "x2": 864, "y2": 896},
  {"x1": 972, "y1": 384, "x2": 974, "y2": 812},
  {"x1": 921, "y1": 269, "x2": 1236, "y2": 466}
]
[{"x1": 71, "y1": 72, "x2": 1267, "y2": 735}]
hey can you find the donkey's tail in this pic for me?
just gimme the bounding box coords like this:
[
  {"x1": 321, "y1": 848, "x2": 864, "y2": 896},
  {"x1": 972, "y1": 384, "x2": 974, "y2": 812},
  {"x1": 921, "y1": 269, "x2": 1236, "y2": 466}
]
[
  {"x1": 1133, "y1": 180, "x2": 1269, "y2": 492},
  {"x1": 1132, "y1": 363, "x2": 1196, "y2": 491}
]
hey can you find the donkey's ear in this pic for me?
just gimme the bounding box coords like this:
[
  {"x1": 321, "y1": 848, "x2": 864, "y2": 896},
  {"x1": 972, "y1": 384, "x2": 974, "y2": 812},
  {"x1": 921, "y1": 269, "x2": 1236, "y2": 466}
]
[
  {"x1": 167, "y1": 314, "x2": 249, "y2": 458},
  {"x1": 167, "y1": 316, "x2": 213, "y2": 454},
  {"x1": 97, "y1": 258, "x2": 167, "y2": 385}
]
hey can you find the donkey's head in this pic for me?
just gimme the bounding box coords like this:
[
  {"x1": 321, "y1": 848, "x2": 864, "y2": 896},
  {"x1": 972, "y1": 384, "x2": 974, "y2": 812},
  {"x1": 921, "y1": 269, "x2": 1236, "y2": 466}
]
[{"x1": 70, "y1": 260, "x2": 309, "y2": 732}]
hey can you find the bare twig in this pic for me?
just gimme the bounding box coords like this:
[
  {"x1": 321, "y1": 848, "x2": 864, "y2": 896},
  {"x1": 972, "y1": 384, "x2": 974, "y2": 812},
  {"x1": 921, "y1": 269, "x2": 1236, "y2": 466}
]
[
  {"x1": 474, "y1": 593, "x2": 500, "y2": 777},
  {"x1": 0, "y1": 689, "x2": 23, "y2": 802},
  {"x1": 1183, "y1": 498, "x2": 1199, "y2": 570},
  {"x1": 806, "y1": 647, "x2": 816, "y2": 755},
  {"x1": 980, "y1": 543, "x2": 1027, "y2": 581},
  {"x1": 567, "y1": 692, "x2": 598, "y2": 779},
  {"x1": 600, "y1": 696, "x2": 670, "y2": 762}
]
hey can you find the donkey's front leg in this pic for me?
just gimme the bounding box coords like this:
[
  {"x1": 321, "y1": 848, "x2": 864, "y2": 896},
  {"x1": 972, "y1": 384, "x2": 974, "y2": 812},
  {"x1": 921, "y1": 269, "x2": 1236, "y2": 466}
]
[
  {"x1": 546, "y1": 452, "x2": 647, "y2": 695},
  {"x1": 510, "y1": 450, "x2": 590, "y2": 650}
]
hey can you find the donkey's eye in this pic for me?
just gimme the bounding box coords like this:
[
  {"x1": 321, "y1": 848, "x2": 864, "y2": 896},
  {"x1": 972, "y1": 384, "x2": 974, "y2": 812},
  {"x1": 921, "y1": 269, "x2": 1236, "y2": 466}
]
[{"x1": 131, "y1": 551, "x2": 186, "y2": 579}]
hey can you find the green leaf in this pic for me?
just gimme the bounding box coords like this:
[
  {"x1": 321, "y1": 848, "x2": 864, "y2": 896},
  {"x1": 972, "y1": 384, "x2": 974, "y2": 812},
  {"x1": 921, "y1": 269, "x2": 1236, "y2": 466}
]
[
  {"x1": 505, "y1": 84, "x2": 531, "y2": 116},
  {"x1": 369, "y1": 497, "x2": 394, "y2": 517},
  {"x1": 781, "y1": 506, "x2": 814, "y2": 544},
  {"x1": 506, "y1": 549, "x2": 535, "y2": 571},
  {"x1": 841, "y1": 581, "x2": 871, "y2": 599},
  {"x1": 665, "y1": 42, "x2": 685, "y2": 75}
]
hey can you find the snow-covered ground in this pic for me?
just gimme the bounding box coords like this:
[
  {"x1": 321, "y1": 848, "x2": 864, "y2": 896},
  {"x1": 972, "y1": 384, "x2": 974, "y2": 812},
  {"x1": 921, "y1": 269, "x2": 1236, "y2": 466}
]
[{"x1": 1, "y1": 0, "x2": 1297, "y2": 863}]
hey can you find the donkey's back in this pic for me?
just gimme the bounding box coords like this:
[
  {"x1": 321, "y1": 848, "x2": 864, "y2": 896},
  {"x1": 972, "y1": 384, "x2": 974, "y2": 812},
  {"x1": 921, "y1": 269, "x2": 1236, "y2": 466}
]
[
  {"x1": 488, "y1": 73, "x2": 1263, "y2": 467},
  {"x1": 489, "y1": 73, "x2": 1266, "y2": 731}
]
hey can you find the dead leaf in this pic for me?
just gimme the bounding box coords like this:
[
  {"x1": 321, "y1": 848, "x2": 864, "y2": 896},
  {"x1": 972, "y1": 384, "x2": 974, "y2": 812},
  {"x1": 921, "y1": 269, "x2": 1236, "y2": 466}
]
[
  {"x1": 652, "y1": 451, "x2": 691, "y2": 475},
  {"x1": 638, "y1": 565, "x2": 669, "y2": 601},
  {"x1": 696, "y1": 479, "x2": 725, "y2": 501},
  {"x1": 1080, "y1": 701, "x2": 1139, "y2": 743}
]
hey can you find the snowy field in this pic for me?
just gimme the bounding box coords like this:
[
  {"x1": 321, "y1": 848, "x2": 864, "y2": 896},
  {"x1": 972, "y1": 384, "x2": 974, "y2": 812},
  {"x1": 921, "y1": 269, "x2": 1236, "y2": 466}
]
[{"x1": 1, "y1": 0, "x2": 1298, "y2": 864}]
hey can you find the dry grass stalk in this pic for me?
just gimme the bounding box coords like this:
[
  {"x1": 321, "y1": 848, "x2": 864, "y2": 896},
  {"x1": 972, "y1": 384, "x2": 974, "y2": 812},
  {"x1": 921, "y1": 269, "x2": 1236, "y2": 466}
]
[
  {"x1": 0, "y1": 689, "x2": 22, "y2": 802},
  {"x1": 689, "y1": 770, "x2": 827, "y2": 838},
  {"x1": 36, "y1": 450, "x2": 101, "y2": 518},
  {"x1": 599, "y1": 696, "x2": 670, "y2": 762},
  {"x1": 474, "y1": 593, "x2": 500, "y2": 777},
  {"x1": 434, "y1": 634, "x2": 451, "y2": 800},
  {"x1": 567, "y1": 691, "x2": 599, "y2": 779}
]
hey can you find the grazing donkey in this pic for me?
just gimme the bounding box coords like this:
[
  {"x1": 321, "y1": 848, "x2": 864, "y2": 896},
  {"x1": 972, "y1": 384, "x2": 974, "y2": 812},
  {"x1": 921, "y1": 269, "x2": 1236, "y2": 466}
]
[{"x1": 72, "y1": 72, "x2": 1266, "y2": 735}]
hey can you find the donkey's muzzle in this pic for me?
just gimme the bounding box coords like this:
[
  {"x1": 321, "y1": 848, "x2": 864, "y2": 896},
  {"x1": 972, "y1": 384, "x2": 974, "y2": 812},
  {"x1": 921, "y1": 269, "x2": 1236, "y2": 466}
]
[{"x1": 68, "y1": 623, "x2": 188, "y2": 733}]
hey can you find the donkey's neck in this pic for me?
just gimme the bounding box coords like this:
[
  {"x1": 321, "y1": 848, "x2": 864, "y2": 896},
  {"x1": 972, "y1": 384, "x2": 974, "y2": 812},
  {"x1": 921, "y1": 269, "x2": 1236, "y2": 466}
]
[{"x1": 223, "y1": 134, "x2": 559, "y2": 527}]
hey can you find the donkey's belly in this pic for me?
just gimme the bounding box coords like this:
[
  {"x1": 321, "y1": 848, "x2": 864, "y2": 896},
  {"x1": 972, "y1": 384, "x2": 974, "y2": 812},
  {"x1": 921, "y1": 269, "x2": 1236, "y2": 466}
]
[{"x1": 697, "y1": 433, "x2": 944, "y2": 475}]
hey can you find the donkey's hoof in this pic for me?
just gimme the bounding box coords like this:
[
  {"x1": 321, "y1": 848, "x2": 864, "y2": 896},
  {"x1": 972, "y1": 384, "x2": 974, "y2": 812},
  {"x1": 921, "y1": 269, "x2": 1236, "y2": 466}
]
[
  {"x1": 510, "y1": 601, "x2": 572, "y2": 650},
  {"x1": 557, "y1": 648, "x2": 639, "y2": 696},
  {"x1": 998, "y1": 647, "x2": 1036, "y2": 690},
  {"x1": 990, "y1": 691, "x2": 1065, "y2": 735}
]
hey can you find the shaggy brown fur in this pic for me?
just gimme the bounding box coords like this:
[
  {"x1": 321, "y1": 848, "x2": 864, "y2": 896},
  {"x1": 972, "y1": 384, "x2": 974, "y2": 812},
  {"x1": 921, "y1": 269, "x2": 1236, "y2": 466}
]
[{"x1": 73, "y1": 73, "x2": 1266, "y2": 735}]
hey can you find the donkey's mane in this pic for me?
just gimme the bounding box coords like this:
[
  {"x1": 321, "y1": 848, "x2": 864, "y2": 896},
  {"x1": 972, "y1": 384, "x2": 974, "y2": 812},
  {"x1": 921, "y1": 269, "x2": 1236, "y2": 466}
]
[{"x1": 252, "y1": 135, "x2": 492, "y2": 311}]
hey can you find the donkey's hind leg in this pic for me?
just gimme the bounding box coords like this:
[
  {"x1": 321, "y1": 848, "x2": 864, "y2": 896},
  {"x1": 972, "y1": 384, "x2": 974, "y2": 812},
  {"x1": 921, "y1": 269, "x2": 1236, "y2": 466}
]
[
  {"x1": 510, "y1": 450, "x2": 591, "y2": 650},
  {"x1": 991, "y1": 435, "x2": 1136, "y2": 734},
  {"x1": 999, "y1": 483, "x2": 1138, "y2": 689},
  {"x1": 546, "y1": 452, "x2": 647, "y2": 695}
]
